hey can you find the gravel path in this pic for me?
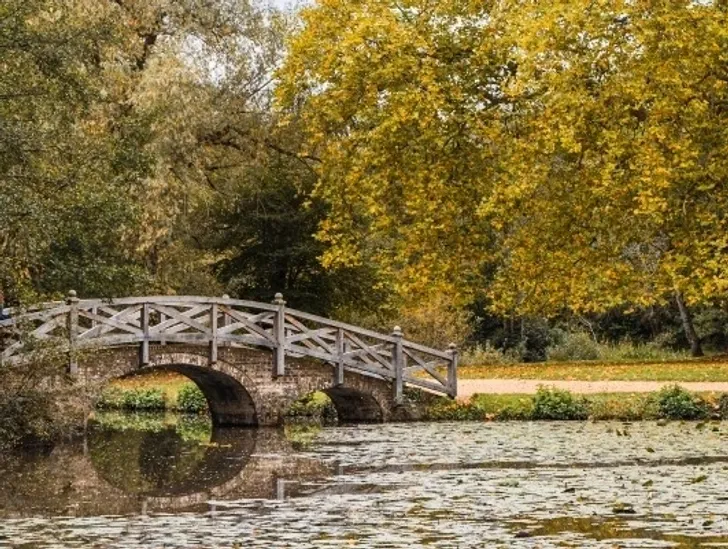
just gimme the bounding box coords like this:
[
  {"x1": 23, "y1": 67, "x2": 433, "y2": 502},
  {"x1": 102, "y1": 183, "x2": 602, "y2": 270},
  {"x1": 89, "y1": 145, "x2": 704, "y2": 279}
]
[{"x1": 457, "y1": 379, "x2": 728, "y2": 399}]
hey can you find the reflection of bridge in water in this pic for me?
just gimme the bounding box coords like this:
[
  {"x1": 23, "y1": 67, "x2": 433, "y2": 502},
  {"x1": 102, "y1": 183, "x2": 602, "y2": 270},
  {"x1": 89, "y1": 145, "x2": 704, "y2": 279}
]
[
  {"x1": 1, "y1": 294, "x2": 457, "y2": 426},
  {"x1": 0, "y1": 424, "x2": 334, "y2": 518}
]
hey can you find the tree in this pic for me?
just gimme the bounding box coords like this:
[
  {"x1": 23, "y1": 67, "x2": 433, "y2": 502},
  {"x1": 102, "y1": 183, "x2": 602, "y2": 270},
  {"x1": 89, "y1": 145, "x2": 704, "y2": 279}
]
[
  {"x1": 276, "y1": 0, "x2": 510, "y2": 305},
  {"x1": 0, "y1": 0, "x2": 156, "y2": 302},
  {"x1": 203, "y1": 147, "x2": 383, "y2": 315},
  {"x1": 278, "y1": 0, "x2": 728, "y2": 355},
  {"x1": 0, "y1": 0, "x2": 291, "y2": 301},
  {"x1": 479, "y1": 0, "x2": 727, "y2": 355}
]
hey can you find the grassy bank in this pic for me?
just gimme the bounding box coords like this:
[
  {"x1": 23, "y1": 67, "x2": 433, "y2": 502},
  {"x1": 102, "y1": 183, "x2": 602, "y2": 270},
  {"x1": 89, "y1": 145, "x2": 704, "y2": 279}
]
[
  {"x1": 97, "y1": 372, "x2": 728, "y2": 425},
  {"x1": 98, "y1": 372, "x2": 208, "y2": 413},
  {"x1": 426, "y1": 386, "x2": 728, "y2": 422},
  {"x1": 458, "y1": 356, "x2": 728, "y2": 382}
]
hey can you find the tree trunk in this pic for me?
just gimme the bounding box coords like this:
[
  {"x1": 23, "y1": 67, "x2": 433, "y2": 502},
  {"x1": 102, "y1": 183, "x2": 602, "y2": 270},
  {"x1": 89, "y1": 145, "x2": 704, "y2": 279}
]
[{"x1": 675, "y1": 291, "x2": 703, "y2": 357}]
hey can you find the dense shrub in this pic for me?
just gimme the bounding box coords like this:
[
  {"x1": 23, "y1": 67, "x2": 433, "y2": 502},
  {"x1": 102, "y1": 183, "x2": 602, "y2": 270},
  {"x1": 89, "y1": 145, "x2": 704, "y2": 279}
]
[
  {"x1": 599, "y1": 340, "x2": 689, "y2": 362},
  {"x1": 547, "y1": 332, "x2": 600, "y2": 362},
  {"x1": 531, "y1": 387, "x2": 589, "y2": 420},
  {"x1": 547, "y1": 332, "x2": 690, "y2": 363},
  {"x1": 518, "y1": 319, "x2": 553, "y2": 362},
  {"x1": 0, "y1": 390, "x2": 59, "y2": 448},
  {"x1": 720, "y1": 394, "x2": 728, "y2": 420},
  {"x1": 471, "y1": 394, "x2": 534, "y2": 420},
  {"x1": 120, "y1": 388, "x2": 166, "y2": 411},
  {"x1": 96, "y1": 387, "x2": 125, "y2": 410},
  {"x1": 694, "y1": 308, "x2": 728, "y2": 351},
  {"x1": 655, "y1": 385, "x2": 709, "y2": 420},
  {"x1": 587, "y1": 394, "x2": 659, "y2": 421},
  {"x1": 424, "y1": 399, "x2": 485, "y2": 421},
  {"x1": 176, "y1": 384, "x2": 208, "y2": 413},
  {"x1": 286, "y1": 392, "x2": 338, "y2": 424},
  {"x1": 96, "y1": 387, "x2": 166, "y2": 411},
  {"x1": 460, "y1": 342, "x2": 518, "y2": 366}
]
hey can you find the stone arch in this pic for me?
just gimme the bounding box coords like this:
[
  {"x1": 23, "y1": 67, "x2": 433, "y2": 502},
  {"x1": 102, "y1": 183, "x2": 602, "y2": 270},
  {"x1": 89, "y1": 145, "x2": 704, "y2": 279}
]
[
  {"x1": 322, "y1": 386, "x2": 384, "y2": 423},
  {"x1": 147, "y1": 351, "x2": 262, "y2": 427},
  {"x1": 157, "y1": 364, "x2": 258, "y2": 427},
  {"x1": 81, "y1": 345, "x2": 424, "y2": 427},
  {"x1": 89, "y1": 349, "x2": 261, "y2": 427}
]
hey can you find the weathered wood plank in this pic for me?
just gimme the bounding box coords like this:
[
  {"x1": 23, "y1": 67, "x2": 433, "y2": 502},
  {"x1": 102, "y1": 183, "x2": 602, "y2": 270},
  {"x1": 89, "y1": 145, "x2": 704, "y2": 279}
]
[
  {"x1": 140, "y1": 303, "x2": 150, "y2": 365},
  {"x1": 401, "y1": 376, "x2": 449, "y2": 393},
  {"x1": 273, "y1": 294, "x2": 286, "y2": 376},
  {"x1": 284, "y1": 315, "x2": 334, "y2": 353},
  {"x1": 148, "y1": 305, "x2": 208, "y2": 335},
  {"x1": 0, "y1": 305, "x2": 71, "y2": 326},
  {"x1": 392, "y1": 327, "x2": 404, "y2": 404},
  {"x1": 402, "y1": 340, "x2": 451, "y2": 361},
  {"x1": 78, "y1": 309, "x2": 144, "y2": 336},
  {"x1": 285, "y1": 308, "x2": 400, "y2": 344},
  {"x1": 219, "y1": 306, "x2": 275, "y2": 342},
  {"x1": 335, "y1": 328, "x2": 344, "y2": 386},
  {"x1": 209, "y1": 303, "x2": 218, "y2": 364},
  {"x1": 79, "y1": 306, "x2": 143, "y2": 339},
  {"x1": 403, "y1": 349, "x2": 448, "y2": 387},
  {"x1": 285, "y1": 326, "x2": 336, "y2": 346},
  {"x1": 344, "y1": 331, "x2": 393, "y2": 371},
  {"x1": 151, "y1": 304, "x2": 212, "y2": 336}
]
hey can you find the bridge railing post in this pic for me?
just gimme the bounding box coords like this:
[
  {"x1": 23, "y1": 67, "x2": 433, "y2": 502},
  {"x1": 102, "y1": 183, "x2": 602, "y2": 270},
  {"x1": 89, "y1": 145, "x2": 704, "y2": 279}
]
[
  {"x1": 66, "y1": 290, "x2": 79, "y2": 375},
  {"x1": 447, "y1": 343, "x2": 458, "y2": 399},
  {"x1": 220, "y1": 294, "x2": 229, "y2": 348},
  {"x1": 335, "y1": 328, "x2": 345, "y2": 386},
  {"x1": 140, "y1": 302, "x2": 150, "y2": 366},
  {"x1": 209, "y1": 302, "x2": 218, "y2": 364},
  {"x1": 273, "y1": 293, "x2": 286, "y2": 377},
  {"x1": 392, "y1": 326, "x2": 404, "y2": 405}
]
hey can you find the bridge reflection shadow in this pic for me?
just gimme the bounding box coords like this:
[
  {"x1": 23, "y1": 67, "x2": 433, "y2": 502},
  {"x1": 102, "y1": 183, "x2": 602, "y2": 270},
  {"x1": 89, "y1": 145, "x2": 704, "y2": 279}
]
[
  {"x1": 83, "y1": 414, "x2": 332, "y2": 514},
  {"x1": 0, "y1": 415, "x2": 334, "y2": 517},
  {"x1": 88, "y1": 419, "x2": 258, "y2": 497}
]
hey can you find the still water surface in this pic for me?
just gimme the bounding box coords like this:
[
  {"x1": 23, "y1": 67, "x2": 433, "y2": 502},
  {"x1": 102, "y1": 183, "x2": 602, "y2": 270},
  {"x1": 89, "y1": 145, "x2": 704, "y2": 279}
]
[{"x1": 1, "y1": 414, "x2": 728, "y2": 548}]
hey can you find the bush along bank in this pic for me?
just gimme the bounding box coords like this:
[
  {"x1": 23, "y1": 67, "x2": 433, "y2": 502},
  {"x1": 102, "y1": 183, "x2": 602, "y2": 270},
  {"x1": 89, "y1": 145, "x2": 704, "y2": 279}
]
[
  {"x1": 425, "y1": 385, "x2": 728, "y2": 422},
  {"x1": 96, "y1": 384, "x2": 208, "y2": 414}
]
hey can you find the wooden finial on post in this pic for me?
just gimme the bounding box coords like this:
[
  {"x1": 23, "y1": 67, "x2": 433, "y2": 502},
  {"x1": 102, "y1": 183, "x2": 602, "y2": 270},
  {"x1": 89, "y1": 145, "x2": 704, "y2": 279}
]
[
  {"x1": 66, "y1": 290, "x2": 79, "y2": 375},
  {"x1": 447, "y1": 342, "x2": 458, "y2": 398},
  {"x1": 273, "y1": 293, "x2": 286, "y2": 376},
  {"x1": 392, "y1": 326, "x2": 404, "y2": 404}
]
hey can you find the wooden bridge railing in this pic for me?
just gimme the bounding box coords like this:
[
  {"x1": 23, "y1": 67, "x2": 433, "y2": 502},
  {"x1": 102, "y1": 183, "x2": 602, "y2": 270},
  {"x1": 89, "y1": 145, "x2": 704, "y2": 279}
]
[{"x1": 0, "y1": 293, "x2": 458, "y2": 399}]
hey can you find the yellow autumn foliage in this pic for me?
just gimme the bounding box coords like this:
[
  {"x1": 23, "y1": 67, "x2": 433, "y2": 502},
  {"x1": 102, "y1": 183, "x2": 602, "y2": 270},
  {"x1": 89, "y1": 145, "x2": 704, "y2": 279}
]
[{"x1": 278, "y1": 0, "x2": 728, "y2": 315}]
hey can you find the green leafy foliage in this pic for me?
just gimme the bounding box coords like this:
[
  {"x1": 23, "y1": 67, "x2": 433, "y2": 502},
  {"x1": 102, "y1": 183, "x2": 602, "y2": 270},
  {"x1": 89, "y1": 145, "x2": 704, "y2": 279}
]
[
  {"x1": 423, "y1": 399, "x2": 485, "y2": 422},
  {"x1": 719, "y1": 395, "x2": 728, "y2": 420},
  {"x1": 175, "y1": 384, "x2": 208, "y2": 414},
  {"x1": 97, "y1": 387, "x2": 166, "y2": 411},
  {"x1": 547, "y1": 332, "x2": 601, "y2": 362},
  {"x1": 285, "y1": 392, "x2": 338, "y2": 424},
  {"x1": 655, "y1": 385, "x2": 709, "y2": 421},
  {"x1": 531, "y1": 387, "x2": 589, "y2": 421},
  {"x1": 121, "y1": 389, "x2": 166, "y2": 411},
  {"x1": 96, "y1": 387, "x2": 125, "y2": 410},
  {"x1": 460, "y1": 342, "x2": 518, "y2": 366},
  {"x1": 0, "y1": 340, "x2": 74, "y2": 449}
]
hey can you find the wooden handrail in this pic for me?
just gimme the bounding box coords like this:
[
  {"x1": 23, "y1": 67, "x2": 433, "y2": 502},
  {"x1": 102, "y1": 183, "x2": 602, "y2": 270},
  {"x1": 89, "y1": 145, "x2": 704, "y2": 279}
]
[{"x1": 0, "y1": 293, "x2": 457, "y2": 398}]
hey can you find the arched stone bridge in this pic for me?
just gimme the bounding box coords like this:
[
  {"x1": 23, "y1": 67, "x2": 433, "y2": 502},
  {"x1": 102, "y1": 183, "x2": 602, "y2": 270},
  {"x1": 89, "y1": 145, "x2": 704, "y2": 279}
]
[{"x1": 0, "y1": 293, "x2": 458, "y2": 425}]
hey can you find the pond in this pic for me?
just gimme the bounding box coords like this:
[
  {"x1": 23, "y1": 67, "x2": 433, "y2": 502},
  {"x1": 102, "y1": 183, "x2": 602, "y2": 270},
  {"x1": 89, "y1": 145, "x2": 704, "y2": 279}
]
[{"x1": 1, "y1": 415, "x2": 728, "y2": 548}]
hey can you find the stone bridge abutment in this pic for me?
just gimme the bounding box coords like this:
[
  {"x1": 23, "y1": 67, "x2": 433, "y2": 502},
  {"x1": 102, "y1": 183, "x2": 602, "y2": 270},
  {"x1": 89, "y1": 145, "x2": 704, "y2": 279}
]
[{"x1": 82, "y1": 345, "x2": 400, "y2": 426}]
